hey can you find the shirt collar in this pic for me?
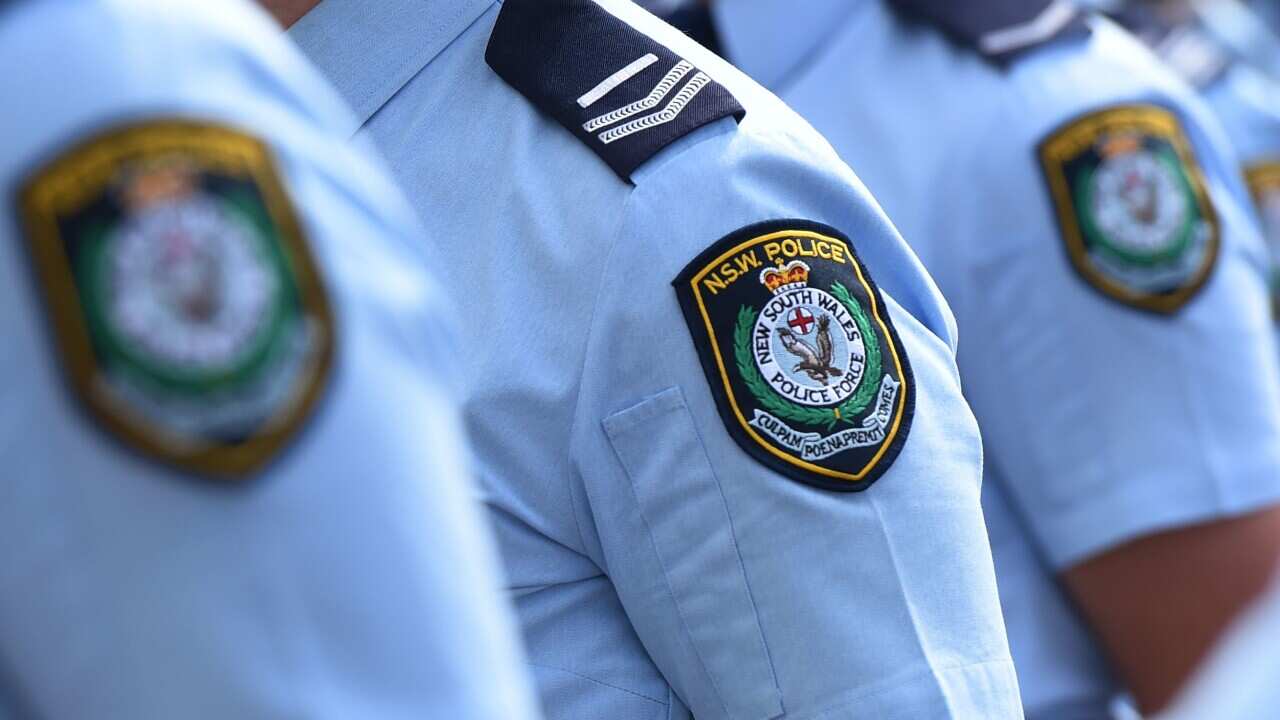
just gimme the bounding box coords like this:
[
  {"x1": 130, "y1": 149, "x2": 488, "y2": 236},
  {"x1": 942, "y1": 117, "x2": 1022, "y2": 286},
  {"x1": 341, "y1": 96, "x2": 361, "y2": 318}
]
[
  {"x1": 289, "y1": 0, "x2": 496, "y2": 136},
  {"x1": 711, "y1": 0, "x2": 859, "y2": 91}
]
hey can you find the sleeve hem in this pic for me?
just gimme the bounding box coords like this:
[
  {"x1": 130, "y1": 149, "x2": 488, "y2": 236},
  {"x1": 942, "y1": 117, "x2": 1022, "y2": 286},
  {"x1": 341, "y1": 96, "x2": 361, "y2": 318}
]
[
  {"x1": 1041, "y1": 457, "x2": 1280, "y2": 569},
  {"x1": 786, "y1": 658, "x2": 1022, "y2": 719}
]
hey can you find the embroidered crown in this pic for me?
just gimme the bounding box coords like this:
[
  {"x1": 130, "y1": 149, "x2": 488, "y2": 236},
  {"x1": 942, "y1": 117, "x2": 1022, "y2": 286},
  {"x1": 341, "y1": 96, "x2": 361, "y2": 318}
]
[
  {"x1": 760, "y1": 260, "x2": 811, "y2": 294},
  {"x1": 1100, "y1": 133, "x2": 1142, "y2": 158},
  {"x1": 122, "y1": 159, "x2": 196, "y2": 210}
]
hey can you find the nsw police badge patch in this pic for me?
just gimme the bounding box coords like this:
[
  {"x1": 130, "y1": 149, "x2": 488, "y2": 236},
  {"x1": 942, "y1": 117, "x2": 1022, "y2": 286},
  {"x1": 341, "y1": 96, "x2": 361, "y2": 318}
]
[
  {"x1": 674, "y1": 221, "x2": 914, "y2": 492},
  {"x1": 18, "y1": 120, "x2": 334, "y2": 479},
  {"x1": 1040, "y1": 105, "x2": 1220, "y2": 313}
]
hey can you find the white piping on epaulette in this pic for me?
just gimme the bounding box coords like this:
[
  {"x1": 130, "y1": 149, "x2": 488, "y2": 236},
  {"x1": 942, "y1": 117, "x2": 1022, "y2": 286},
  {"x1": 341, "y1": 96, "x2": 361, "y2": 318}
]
[
  {"x1": 582, "y1": 60, "x2": 694, "y2": 132},
  {"x1": 597, "y1": 72, "x2": 711, "y2": 144},
  {"x1": 578, "y1": 53, "x2": 660, "y2": 108},
  {"x1": 979, "y1": 0, "x2": 1078, "y2": 56}
]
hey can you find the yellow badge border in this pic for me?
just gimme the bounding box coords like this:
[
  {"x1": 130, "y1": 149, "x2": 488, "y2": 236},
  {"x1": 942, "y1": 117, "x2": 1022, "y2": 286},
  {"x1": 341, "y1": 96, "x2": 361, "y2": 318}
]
[
  {"x1": 18, "y1": 120, "x2": 335, "y2": 479},
  {"x1": 1245, "y1": 162, "x2": 1280, "y2": 203},
  {"x1": 1040, "y1": 105, "x2": 1221, "y2": 314},
  {"x1": 1245, "y1": 161, "x2": 1280, "y2": 320},
  {"x1": 686, "y1": 229, "x2": 909, "y2": 483}
]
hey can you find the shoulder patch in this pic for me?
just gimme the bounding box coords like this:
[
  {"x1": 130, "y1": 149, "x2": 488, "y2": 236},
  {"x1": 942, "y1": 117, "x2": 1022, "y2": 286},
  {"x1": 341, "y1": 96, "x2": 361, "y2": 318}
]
[
  {"x1": 888, "y1": 0, "x2": 1090, "y2": 65},
  {"x1": 1039, "y1": 105, "x2": 1221, "y2": 314},
  {"x1": 18, "y1": 120, "x2": 334, "y2": 480},
  {"x1": 1245, "y1": 162, "x2": 1280, "y2": 320},
  {"x1": 486, "y1": 0, "x2": 744, "y2": 182},
  {"x1": 673, "y1": 221, "x2": 914, "y2": 492}
]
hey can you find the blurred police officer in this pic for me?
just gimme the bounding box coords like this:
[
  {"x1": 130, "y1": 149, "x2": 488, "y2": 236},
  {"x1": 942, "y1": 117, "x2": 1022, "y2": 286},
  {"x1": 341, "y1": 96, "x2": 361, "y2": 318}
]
[
  {"x1": 0, "y1": 0, "x2": 539, "y2": 717},
  {"x1": 1095, "y1": 0, "x2": 1280, "y2": 323},
  {"x1": 682, "y1": 0, "x2": 1280, "y2": 715},
  {"x1": 277, "y1": 0, "x2": 1028, "y2": 717}
]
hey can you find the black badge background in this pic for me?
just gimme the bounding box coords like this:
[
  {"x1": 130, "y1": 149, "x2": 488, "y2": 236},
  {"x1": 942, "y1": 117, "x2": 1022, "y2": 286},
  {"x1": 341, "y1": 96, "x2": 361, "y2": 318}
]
[{"x1": 673, "y1": 219, "x2": 915, "y2": 493}]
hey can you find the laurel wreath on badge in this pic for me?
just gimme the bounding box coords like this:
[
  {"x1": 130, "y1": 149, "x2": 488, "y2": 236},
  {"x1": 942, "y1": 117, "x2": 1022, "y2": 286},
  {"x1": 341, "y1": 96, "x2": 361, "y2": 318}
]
[{"x1": 734, "y1": 282, "x2": 880, "y2": 430}]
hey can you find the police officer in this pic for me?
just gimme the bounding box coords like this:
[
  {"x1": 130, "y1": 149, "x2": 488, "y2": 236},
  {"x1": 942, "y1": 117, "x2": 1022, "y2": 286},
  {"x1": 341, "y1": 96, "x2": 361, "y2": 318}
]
[
  {"x1": 0, "y1": 1, "x2": 539, "y2": 717},
  {"x1": 690, "y1": 0, "x2": 1280, "y2": 715},
  {"x1": 280, "y1": 0, "x2": 1025, "y2": 717}
]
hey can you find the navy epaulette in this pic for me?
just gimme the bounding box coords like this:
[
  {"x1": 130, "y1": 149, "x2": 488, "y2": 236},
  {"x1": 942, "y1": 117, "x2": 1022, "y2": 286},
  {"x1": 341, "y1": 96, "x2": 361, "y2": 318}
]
[
  {"x1": 486, "y1": 0, "x2": 744, "y2": 182},
  {"x1": 887, "y1": 0, "x2": 1091, "y2": 65}
]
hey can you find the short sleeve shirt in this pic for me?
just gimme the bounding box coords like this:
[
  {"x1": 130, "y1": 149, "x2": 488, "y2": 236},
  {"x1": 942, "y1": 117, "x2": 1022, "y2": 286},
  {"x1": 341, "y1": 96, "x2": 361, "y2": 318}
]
[{"x1": 290, "y1": 1, "x2": 1024, "y2": 717}]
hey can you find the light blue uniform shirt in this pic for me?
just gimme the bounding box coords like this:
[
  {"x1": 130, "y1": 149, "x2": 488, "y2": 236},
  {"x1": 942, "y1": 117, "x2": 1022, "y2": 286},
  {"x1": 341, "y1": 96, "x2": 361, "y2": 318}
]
[
  {"x1": 1183, "y1": 25, "x2": 1280, "y2": 340},
  {"x1": 1200, "y1": 0, "x2": 1280, "y2": 78},
  {"x1": 1180, "y1": 9, "x2": 1280, "y2": 327},
  {"x1": 1205, "y1": 61, "x2": 1280, "y2": 173},
  {"x1": 292, "y1": 1, "x2": 1023, "y2": 717},
  {"x1": 1198, "y1": 52, "x2": 1280, "y2": 174},
  {"x1": 0, "y1": 1, "x2": 538, "y2": 717},
  {"x1": 713, "y1": 1, "x2": 1280, "y2": 717}
]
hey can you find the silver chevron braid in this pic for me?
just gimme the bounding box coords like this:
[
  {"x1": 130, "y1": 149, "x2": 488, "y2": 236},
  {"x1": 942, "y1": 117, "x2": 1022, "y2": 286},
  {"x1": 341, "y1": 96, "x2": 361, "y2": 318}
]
[
  {"x1": 597, "y1": 72, "x2": 712, "y2": 145},
  {"x1": 582, "y1": 60, "x2": 694, "y2": 132}
]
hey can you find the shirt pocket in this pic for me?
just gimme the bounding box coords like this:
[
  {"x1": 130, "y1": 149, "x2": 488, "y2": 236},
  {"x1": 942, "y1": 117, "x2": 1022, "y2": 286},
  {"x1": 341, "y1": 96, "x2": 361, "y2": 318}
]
[{"x1": 603, "y1": 386, "x2": 783, "y2": 720}]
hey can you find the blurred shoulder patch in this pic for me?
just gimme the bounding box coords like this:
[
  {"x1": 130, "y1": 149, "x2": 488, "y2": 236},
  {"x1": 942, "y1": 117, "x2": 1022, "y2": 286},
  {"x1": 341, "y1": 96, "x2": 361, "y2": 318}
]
[
  {"x1": 1039, "y1": 105, "x2": 1220, "y2": 314},
  {"x1": 673, "y1": 221, "x2": 914, "y2": 493},
  {"x1": 18, "y1": 120, "x2": 334, "y2": 480}
]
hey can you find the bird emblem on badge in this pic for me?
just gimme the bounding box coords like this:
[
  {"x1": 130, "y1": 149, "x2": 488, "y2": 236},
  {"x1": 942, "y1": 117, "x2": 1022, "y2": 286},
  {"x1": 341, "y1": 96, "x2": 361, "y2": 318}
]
[
  {"x1": 674, "y1": 221, "x2": 913, "y2": 489},
  {"x1": 777, "y1": 314, "x2": 843, "y2": 386}
]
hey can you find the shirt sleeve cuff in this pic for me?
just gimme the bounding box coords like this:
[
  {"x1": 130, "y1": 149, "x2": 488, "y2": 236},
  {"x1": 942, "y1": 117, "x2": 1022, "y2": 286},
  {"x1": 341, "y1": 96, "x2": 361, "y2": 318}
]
[
  {"x1": 1037, "y1": 453, "x2": 1280, "y2": 569},
  {"x1": 785, "y1": 659, "x2": 1023, "y2": 719}
]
